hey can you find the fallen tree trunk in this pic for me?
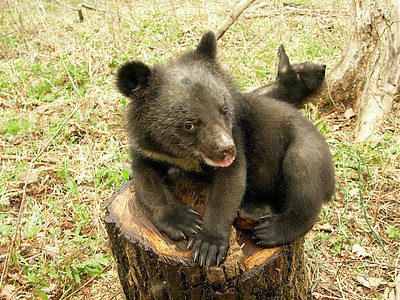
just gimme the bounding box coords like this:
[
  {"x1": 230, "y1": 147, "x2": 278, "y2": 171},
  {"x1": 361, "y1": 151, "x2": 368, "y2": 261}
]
[{"x1": 105, "y1": 172, "x2": 311, "y2": 299}]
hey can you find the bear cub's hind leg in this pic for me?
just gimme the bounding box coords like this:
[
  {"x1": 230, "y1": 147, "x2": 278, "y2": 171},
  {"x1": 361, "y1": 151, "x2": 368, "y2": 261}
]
[{"x1": 235, "y1": 199, "x2": 273, "y2": 230}]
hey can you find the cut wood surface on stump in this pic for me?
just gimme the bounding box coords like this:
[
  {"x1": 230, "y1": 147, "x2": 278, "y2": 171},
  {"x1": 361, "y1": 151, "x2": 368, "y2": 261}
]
[{"x1": 105, "y1": 172, "x2": 310, "y2": 299}]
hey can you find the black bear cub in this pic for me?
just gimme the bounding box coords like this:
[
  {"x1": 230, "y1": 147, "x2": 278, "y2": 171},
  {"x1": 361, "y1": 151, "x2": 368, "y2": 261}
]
[
  {"x1": 116, "y1": 31, "x2": 335, "y2": 267},
  {"x1": 251, "y1": 45, "x2": 326, "y2": 106}
]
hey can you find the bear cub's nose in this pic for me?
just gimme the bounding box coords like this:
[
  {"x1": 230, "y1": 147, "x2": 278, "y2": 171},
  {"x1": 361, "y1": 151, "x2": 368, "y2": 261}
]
[{"x1": 222, "y1": 145, "x2": 235, "y2": 157}]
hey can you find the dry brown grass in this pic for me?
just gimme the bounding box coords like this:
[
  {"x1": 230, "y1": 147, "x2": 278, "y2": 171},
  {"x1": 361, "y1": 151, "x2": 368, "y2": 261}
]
[{"x1": 0, "y1": 0, "x2": 399, "y2": 299}]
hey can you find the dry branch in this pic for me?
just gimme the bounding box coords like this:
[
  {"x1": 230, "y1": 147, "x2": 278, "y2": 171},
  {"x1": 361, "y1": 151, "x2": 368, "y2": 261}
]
[
  {"x1": 77, "y1": 5, "x2": 84, "y2": 22},
  {"x1": 81, "y1": 2, "x2": 108, "y2": 13},
  {"x1": 215, "y1": 0, "x2": 255, "y2": 40},
  {"x1": 243, "y1": 6, "x2": 334, "y2": 19},
  {"x1": 0, "y1": 155, "x2": 58, "y2": 164}
]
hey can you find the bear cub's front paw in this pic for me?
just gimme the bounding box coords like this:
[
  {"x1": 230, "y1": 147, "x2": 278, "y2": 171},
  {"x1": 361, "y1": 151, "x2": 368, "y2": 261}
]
[
  {"x1": 190, "y1": 231, "x2": 229, "y2": 267},
  {"x1": 154, "y1": 203, "x2": 202, "y2": 241}
]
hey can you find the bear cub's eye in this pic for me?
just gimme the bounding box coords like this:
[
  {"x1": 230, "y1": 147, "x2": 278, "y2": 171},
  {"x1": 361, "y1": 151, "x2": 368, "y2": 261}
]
[
  {"x1": 184, "y1": 121, "x2": 196, "y2": 132},
  {"x1": 222, "y1": 106, "x2": 228, "y2": 116}
]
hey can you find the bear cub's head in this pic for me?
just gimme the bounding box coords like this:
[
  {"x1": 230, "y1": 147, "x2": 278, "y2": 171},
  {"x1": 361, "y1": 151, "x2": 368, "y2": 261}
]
[
  {"x1": 116, "y1": 31, "x2": 237, "y2": 170},
  {"x1": 276, "y1": 45, "x2": 326, "y2": 97},
  {"x1": 250, "y1": 44, "x2": 326, "y2": 106}
]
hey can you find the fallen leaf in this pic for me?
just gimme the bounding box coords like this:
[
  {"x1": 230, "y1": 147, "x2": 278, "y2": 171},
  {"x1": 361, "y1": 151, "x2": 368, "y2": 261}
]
[
  {"x1": 344, "y1": 107, "x2": 356, "y2": 119},
  {"x1": 352, "y1": 243, "x2": 370, "y2": 257},
  {"x1": 349, "y1": 188, "x2": 360, "y2": 197},
  {"x1": 17, "y1": 170, "x2": 39, "y2": 184},
  {"x1": 369, "y1": 135, "x2": 383, "y2": 148},
  {"x1": 9, "y1": 273, "x2": 27, "y2": 284},
  {"x1": 314, "y1": 223, "x2": 334, "y2": 232},
  {"x1": 42, "y1": 283, "x2": 57, "y2": 293},
  {"x1": 1, "y1": 285, "x2": 15, "y2": 300},
  {"x1": 101, "y1": 154, "x2": 114, "y2": 162},
  {"x1": 0, "y1": 244, "x2": 9, "y2": 254},
  {"x1": 44, "y1": 245, "x2": 58, "y2": 259},
  {"x1": 356, "y1": 275, "x2": 384, "y2": 289}
]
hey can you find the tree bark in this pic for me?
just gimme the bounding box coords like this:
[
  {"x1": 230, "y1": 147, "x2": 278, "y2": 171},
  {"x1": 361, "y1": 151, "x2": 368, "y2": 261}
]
[
  {"x1": 105, "y1": 173, "x2": 311, "y2": 299},
  {"x1": 306, "y1": 0, "x2": 400, "y2": 141}
]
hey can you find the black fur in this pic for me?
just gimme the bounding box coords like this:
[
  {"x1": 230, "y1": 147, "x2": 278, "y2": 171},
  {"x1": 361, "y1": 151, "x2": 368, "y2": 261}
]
[
  {"x1": 251, "y1": 45, "x2": 326, "y2": 106},
  {"x1": 117, "y1": 61, "x2": 153, "y2": 98},
  {"x1": 116, "y1": 32, "x2": 335, "y2": 266}
]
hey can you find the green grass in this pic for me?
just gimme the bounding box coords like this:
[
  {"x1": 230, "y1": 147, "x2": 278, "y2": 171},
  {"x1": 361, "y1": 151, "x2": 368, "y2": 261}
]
[
  {"x1": 1, "y1": 0, "x2": 398, "y2": 299},
  {"x1": 1, "y1": 118, "x2": 35, "y2": 138},
  {"x1": 303, "y1": 104, "x2": 400, "y2": 296}
]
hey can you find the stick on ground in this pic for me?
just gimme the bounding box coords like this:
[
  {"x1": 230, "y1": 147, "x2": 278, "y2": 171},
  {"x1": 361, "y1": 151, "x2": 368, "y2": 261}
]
[{"x1": 215, "y1": 0, "x2": 255, "y2": 40}]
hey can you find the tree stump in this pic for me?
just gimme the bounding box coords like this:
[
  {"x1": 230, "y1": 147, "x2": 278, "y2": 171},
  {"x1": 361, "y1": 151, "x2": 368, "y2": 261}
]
[{"x1": 105, "y1": 171, "x2": 311, "y2": 299}]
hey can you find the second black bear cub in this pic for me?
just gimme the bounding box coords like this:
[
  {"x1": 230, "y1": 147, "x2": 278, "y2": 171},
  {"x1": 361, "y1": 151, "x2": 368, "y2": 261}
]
[
  {"x1": 117, "y1": 32, "x2": 335, "y2": 267},
  {"x1": 251, "y1": 45, "x2": 326, "y2": 106}
]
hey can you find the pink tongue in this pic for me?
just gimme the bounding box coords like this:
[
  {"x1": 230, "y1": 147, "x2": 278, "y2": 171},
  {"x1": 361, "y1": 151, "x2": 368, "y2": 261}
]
[{"x1": 217, "y1": 157, "x2": 235, "y2": 167}]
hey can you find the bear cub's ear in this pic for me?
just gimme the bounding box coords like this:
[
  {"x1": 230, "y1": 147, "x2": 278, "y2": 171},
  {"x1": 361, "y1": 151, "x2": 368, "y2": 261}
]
[
  {"x1": 277, "y1": 45, "x2": 296, "y2": 77},
  {"x1": 116, "y1": 61, "x2": 152, "y2": 98},
  {"x1": 196, "y1": 31, "x2": 217, "y2": 60},
  {"x1": 278, "y1": 45, "x2": 290, "y2": 70}
]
